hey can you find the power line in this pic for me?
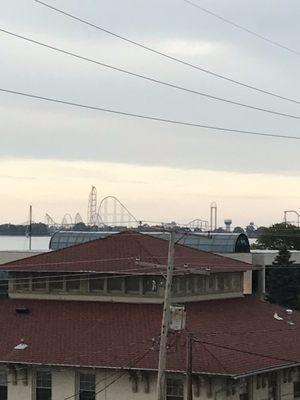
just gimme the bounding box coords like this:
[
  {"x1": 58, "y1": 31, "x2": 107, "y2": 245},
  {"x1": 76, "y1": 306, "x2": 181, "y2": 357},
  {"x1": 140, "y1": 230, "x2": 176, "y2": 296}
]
[
  {"x1": 193, "y1": 337, "x2": 299, "y2": 364},
  {"x1": 1, "y1": 87, "x2": 300, "y2": 141},
  {"x1": 182, "y1": 0, "x2": 300, "y2": 57},
  {"x1": 63, "y1": 343, "x2": 156, "y2": 400},
  {"x1": 2, "y1": 28, "x2": 300, "y2": 121},
  {"x1": 32, "y1": 0, "x2": 300, "y2": 106}
]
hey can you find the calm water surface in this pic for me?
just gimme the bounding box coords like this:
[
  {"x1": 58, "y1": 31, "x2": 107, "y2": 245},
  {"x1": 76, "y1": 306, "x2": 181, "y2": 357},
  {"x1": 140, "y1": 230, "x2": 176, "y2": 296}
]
[{"x1": 0, "y1": 236, "x2": 51, "y2": 251}]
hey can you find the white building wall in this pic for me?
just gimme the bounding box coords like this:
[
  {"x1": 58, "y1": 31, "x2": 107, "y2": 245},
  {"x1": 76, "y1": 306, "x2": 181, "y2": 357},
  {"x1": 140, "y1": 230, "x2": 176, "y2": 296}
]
[
  {"x1": 7, "y1": 368, "x2": 33, "y2": 400},
  {"x1": 52, "y1": 368, "x2": 75, "y2": 400},
  {"x1": 4, "y1": 366, "x2": 300, "y2": 400}
]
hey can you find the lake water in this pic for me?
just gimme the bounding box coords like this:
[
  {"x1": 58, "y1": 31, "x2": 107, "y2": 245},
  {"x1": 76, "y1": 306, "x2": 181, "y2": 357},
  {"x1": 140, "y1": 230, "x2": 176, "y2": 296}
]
[{"x1": 0, "y1": 236, "x2": 51, "y2": 251}]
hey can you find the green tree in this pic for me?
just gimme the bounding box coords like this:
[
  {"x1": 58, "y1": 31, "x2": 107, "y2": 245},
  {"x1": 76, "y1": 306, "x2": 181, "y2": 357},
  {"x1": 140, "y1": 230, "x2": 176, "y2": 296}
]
[
  {"x1": 266, "y1": 246, "x2": 300, "y2": 309},
  {"x1": 253, "y1": 222, "x2": 300, "y2": 250},
  {"x1": 245, "y1": 222, "x2": 256, "y2": 238},
  {"x1": 233, "y1": 226, "x2": 244, "y2": 234}
]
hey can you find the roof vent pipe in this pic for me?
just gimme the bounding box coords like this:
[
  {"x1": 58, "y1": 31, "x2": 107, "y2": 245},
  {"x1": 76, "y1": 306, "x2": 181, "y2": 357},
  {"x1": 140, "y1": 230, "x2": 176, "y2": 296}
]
[{"x1": 286, "y1": 309, "x2": 295, "y2": 325}]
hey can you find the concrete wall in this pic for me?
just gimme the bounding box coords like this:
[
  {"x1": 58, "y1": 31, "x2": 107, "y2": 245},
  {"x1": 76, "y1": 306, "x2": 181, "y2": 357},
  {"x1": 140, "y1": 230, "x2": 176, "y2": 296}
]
[{"x1": 3, "y1": 365, "x2": 299, "y2": 400}]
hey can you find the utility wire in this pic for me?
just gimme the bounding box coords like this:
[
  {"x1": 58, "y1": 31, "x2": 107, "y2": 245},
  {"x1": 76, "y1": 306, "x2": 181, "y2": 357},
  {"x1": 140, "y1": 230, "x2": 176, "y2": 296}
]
[
  {"x1": 32, "y1": 0, "x2": 300, "y2": 106},
  {"x1": 63, "y1": 344, "x2": 155, "y2": 400},
  {"x1": 193, "y1": 337, "x2": 299, "y2": 364},
  {"x1": 1, "y1": 28, "x2": 300, "y2": 121},
  {"x1": 1, "y1": 87, "x2": 300, "y2": 141},
  {"x1": 183, "y1": 0, "x2": 300, "y2": 57}
]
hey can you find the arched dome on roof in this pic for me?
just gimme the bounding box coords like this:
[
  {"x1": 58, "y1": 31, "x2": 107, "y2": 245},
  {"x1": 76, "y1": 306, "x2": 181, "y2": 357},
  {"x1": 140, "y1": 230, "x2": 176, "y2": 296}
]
[{"x1": 49, "y1": 231, "x2": 250, "y2": 253}]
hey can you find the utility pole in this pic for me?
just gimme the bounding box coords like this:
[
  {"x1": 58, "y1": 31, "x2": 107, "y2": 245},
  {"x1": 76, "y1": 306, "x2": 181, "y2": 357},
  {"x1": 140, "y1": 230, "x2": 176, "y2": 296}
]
[
  {"x1": 186, "y1": 333, "x2": 193, "y2": 400},
  {"x1": 28, "y1": 205, "x2": 32, "y2": 251},
  {"x1": 156, "y1": 229, "x2": 175, "y2": 400}
]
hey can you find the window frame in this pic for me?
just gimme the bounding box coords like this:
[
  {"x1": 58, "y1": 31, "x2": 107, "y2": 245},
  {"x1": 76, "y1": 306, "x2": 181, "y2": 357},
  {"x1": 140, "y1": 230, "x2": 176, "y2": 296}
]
[
  {"x1": 78, "y1": 372, "x2": 96, "y2": 400},
  {"x1": 294, "y1": 381, "x2": 300, "y2": 399},
  {"x1": 35, "y1": 369, "x2": 52, "y2": 400},
  {"x1": 166, "y1": 377, "x2": 184, "y2": 400}
]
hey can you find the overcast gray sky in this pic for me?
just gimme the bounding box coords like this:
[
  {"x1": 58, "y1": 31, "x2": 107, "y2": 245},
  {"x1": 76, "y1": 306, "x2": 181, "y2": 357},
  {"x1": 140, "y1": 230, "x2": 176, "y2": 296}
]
[{"x1": 1, "y1": 0, "x2": 300, "y2": 226}]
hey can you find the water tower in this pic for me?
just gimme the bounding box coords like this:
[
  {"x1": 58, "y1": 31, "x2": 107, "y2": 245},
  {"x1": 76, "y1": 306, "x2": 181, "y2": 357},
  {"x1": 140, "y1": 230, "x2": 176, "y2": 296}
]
[{"x1": 224, "y1": 219, "x2": 232, "y2": 233}]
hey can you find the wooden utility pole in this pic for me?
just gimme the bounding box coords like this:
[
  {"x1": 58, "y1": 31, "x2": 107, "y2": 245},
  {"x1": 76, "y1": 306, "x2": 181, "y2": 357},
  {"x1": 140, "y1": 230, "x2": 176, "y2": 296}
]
[
  {"x1": 156, "y1": 230, "x2": 175, "y2": 400},
  {"x1": 186, "y1": 333, "x2": 193, "y2": 400}
]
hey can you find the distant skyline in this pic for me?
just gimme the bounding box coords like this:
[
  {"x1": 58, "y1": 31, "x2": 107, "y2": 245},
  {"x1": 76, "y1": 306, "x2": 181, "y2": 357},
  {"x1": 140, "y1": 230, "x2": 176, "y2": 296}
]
[
  {"x1": 0, "y1": 159, "x2": 298, "y2": 227},
  {"x1": 1, "y1": 0, "x2": 300, "y2": 226}
]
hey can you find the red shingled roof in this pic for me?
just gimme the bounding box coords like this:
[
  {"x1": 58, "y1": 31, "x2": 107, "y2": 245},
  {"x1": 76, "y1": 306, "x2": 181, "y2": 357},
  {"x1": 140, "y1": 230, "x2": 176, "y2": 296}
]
[
  {"x1": 0, "y1": 297, "x2": 299, "y2": 376},
  {"x1": 2, "y1": 231, "x2": 253, "y2": 273}
]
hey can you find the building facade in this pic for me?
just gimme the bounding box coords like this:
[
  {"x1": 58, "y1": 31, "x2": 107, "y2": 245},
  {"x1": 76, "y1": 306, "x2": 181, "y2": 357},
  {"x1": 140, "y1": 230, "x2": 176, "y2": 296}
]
[{"x1": 0, "y1": 231, "x2": 300, "y2": 400}]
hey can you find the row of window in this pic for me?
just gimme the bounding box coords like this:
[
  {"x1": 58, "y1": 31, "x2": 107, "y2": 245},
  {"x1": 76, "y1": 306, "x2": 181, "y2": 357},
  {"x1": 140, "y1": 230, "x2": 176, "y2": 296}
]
[
  {"x1": 0, "y1": 369, "x2": 182, "y2": 400},
  {"x1": 1, "y1": 368, "x2": 300, "y2": 399},
  {"x1": 0, "y1": 370, "x2": 95, "y2": 400},
  {"x1": 14, "y1": 273, "x2": 162, "y2": 295},
  {"x1": 13, "y1": 272, "x2": 242, "y2": 297}
]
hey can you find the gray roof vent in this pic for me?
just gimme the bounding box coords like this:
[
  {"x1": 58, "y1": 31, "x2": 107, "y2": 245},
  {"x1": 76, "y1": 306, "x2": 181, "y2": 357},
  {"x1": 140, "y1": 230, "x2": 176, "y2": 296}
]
[{"x1": 15, "y1": 307, "x2": 30, "y2": 315}]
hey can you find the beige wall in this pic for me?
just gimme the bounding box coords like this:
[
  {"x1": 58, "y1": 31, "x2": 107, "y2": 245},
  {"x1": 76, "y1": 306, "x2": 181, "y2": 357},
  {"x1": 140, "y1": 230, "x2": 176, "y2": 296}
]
[{"x1": 3, "y1": 365, "x2": 299, "y2": 400}]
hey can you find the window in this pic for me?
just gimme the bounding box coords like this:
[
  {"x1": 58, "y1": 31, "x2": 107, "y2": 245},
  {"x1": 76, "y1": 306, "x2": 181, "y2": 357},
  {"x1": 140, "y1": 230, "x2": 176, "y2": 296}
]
[
  {"x1": 218, "y1": 275, "x2": 225, "y2": 291},
  {"x1": 49, "y1": 273, "x2": 64, "y2": 292},
  {"x1": 125, "y1": 276, "x2": 140, "y2": 293},
  {"x1": 0, "y1": 368, "x2": 7, "y2": 400},
  {"x1": 208, "y1": 275, "x2": 216, "y2": 291},
  {"x1": 186, "y1": 276, "x2": 194, "y2": 294},
  {"x1": 89, "y1": 274, "x2": 104, "y2": 292},
  {"x1": 107, "y1": 277, "x2": 123, "y2": 292},
  {"x1": 143, "y1": 277, "x2": 159, "y2": 294},
  {"x1": 232, "y1": 273, "x2": 242, "y2": 290},
  {"x1": 16, "y1": 273, "x2": 30, "y2": 291},
  {"x1": 178, "y1": 278, "x2": 186, "y2": 293},
  {"x1": 224, "y1": 274, "x2": 231, "y2": 290},
  {"x1": 166, "y1": 378, "x2": 184, "y2": 400},
  {"x1": 66, "y1": 275, "x2": 81, "y2": 292},
  {"x1": 79, "y1": 373, "x2": 95, "y2": 400},
  {"x1": 196, "y1": 276, "x2": 205, "y2": 294},
  {"x1": 239, "y1": 378, "x2": 249, "y2": 400},
  {"x1": 294, "y1": 382, "x2": 300, "y2": 399},
  {"x1": 36, "y1": 370, "x2": 51, "y2": 400},
  {"x1": 268, "y1": 373, "x2": 278, "y2": 400},
  {"x1": 32, "y1": 274, "x2": 47, "y2": 291}
]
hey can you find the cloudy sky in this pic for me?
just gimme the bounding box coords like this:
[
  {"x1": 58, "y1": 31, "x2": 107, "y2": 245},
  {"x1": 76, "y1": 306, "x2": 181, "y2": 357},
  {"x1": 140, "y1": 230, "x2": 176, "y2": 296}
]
[{"x1": 1, "y1": 0, "x2": 300, "y2": 227}]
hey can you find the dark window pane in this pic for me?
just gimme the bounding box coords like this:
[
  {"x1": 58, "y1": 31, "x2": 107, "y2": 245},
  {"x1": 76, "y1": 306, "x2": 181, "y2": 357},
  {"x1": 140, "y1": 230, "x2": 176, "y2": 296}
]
[
  {"x1": 224, "y1": 274, "x2": 231, "y2": 290},
  {"x1": 49, "y1": 274, "x2": 64, "y2": 292},
  {"x1": 89, "y1": 274, "x2": 104, "y2": 292},
  {"x1": 125, "y1": 277, "x2": 140, "y2": 293},
  {"x1": 179, "y1": 278, "x2": 186, "y2": 293},
  {"x1": 143, "y1": 277, "x2": 159, "y2": 293},
  {"x1": 32, "y1": 275, "x2": 47, "y2": 291},
  {"x1": 36, "y1": 388, "x2": 52, "y2": 400},
  {"x1": 167, "y1": 379, "x2": 183, "y2": 400},
  {"x1": 80, "y1": 373, "x2": 95, "y2": 400},
  {"x1": 208, "y1": 275, "x2": 216, "y2": 291},
  {"x1": 232, "y1": 273, "x2": 241, "y2": 290},
  {"x1": 107, "y1": 277, "x2": 123, "y2": 292},
  {"x1": 218, "y1": 275, "x2": 224, "y2": 291},
  {"x1": 36, "y1": 370, "x2": 51, "y2": 400},
  {"x1": 294, "y1": 382, "x2": 300, "y2": 398},
  {"x1": 196, "y1": 276, "x2": 205, "y2": 293},
  {"x1": 0, "y1": 387, "x2": 7, "y2": 400},
  {"x1": 16, "y1": 273, "x2": 30, "y2": 291},
  {"x1": 66, "y1": 276, "x2": 81, "y2": 292}
]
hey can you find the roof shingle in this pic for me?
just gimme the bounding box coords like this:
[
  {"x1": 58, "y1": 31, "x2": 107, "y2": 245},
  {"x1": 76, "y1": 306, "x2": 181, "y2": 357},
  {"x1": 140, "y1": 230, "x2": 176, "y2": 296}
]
[{"x1": 2, "y1": 231, "x2": 253, "y2": 274}]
